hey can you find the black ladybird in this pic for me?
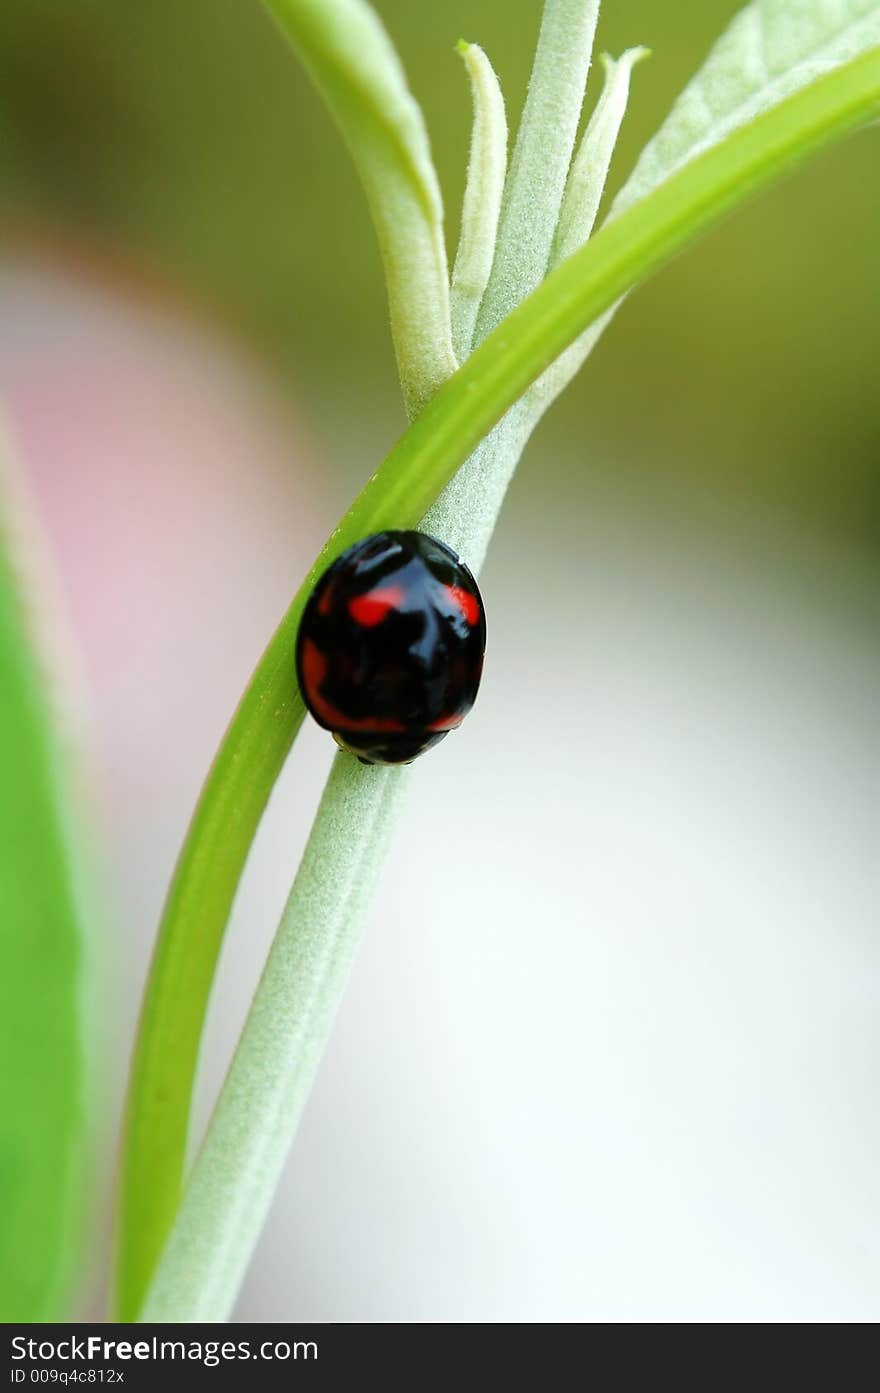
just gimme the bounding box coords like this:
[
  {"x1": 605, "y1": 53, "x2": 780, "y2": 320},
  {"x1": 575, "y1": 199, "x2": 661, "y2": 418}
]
[{"x1": 295, "y1": 530, "x2": 486, "y2": 764}]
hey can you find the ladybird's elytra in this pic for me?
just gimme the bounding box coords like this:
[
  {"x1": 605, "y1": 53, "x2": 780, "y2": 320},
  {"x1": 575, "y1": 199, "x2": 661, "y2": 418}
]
[{"x1": 296, "y1": 530, "x2": 486, "y2": 765}]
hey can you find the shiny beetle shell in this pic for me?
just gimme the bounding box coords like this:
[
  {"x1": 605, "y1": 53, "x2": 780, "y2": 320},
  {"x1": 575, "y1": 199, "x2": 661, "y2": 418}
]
[{"x1": 295, "y1": 530, "x2": 486, "y2": 764}]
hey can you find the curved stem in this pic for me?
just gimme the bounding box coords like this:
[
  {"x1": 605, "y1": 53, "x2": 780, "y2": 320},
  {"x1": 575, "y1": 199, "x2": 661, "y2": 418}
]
[{"x1": 142, "y1": 756, "x2": 408, "y2": 1321}]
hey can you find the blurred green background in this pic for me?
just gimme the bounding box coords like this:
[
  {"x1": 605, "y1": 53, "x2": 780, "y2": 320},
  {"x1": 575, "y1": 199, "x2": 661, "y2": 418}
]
[{"x1": 1, "y1": 0, "x2": 877, "y2": 541}]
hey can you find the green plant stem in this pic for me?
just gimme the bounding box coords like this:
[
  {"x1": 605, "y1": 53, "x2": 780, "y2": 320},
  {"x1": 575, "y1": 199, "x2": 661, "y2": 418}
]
[
  {"x1": 142, "y1": 755, "x2": 408, "y2": 1321},
  {"x1": 116, "y1": 45, "x2": 880, "y2": 1321},
  {"x1": 474, "y1": 0, "x2": 599, "y2": 342}
]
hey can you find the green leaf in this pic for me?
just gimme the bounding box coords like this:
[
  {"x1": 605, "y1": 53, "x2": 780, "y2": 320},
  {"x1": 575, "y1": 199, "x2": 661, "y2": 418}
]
[
  {"x1": 135, "y1": 46, "x2": 880, "y2": 1322},
  {"x1": 553, "y1": 48, "x2": 650, "y2": 263},
  {"x1": 540, "y1": 0, "x2": 880, "y2": 407},
  {"x1": 0, "y1": 435, "x2": 87, "y2": 1320},
  {"x1": 613, "y1": 0, "x2": 880, "y2": 216},
  {"x1": 450, "y1": 41, "x2": 508, "y2": 362},
  {"x1": 265, "y1": 0, "x2": 456, "y2": 417},
  {"x1": 529, "y1": 45, "x2": 648, "y2": 411}
]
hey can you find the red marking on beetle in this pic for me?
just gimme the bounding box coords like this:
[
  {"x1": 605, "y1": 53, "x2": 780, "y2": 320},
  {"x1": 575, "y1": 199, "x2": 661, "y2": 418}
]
[
  {"x1": 348, "y1": 585, "x2": 404, "y2": 627},
  {"x1": 300, "y1": 638, "x2": 327, "y2": 697},
  {"x1": 300, "y1": 638, "x2": 406, "y2": 734},
  {"x1": 445, "y1": 584, "x2": 479, "y2": 626},
  {"x1": 427, "y1": 710, "x2": 465, "y2": 733},
  {"x1": 317, "y1": 580, "x2": 335, "y2": 616},
  {"x1": 337, "y1": 714, "x2": 408, "y2": 734}
]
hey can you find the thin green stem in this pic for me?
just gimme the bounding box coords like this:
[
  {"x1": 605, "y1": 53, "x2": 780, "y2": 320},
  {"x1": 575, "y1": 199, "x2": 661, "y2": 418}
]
[
  {"x1": 115, "y1": 45, "x2": 880, "y2": 1321},
  {"x1": 142, "y1": 755, "x2": 409, "y2": 1321},
  {"x1": 474, "y1": 0, "x2": 599, "y2": 341}
]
